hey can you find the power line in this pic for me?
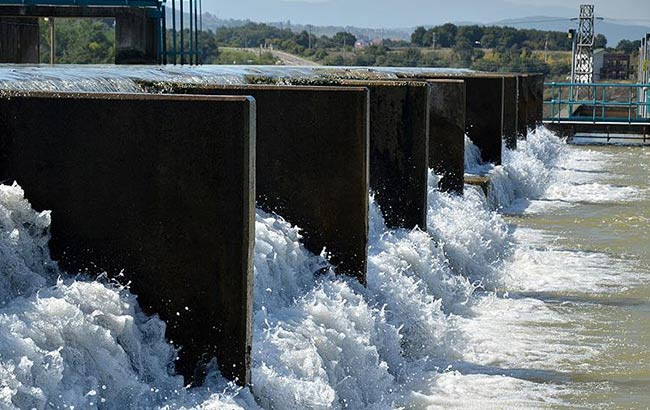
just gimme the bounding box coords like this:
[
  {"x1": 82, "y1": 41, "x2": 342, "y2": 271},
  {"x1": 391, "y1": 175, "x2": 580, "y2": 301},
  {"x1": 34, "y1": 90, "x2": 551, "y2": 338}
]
[{"x1": 493, "y1": 18, "x2": 573, "y2": 26}]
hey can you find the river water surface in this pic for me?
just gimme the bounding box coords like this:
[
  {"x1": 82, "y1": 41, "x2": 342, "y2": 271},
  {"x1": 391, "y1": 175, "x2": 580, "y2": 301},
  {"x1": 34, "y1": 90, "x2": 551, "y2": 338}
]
[{"x1": 503, "y1": 144, "x2": 650, "y2": 408}]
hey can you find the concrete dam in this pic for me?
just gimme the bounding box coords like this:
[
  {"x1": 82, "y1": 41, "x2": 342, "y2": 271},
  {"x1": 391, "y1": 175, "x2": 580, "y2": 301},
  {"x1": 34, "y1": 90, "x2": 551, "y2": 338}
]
[{"x1": 0, "y1": 65, "x2": 647, "y2": 408}]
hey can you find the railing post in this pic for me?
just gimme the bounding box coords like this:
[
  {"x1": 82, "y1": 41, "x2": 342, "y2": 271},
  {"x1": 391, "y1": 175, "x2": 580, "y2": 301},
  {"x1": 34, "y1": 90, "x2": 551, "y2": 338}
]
[
  {"x1": 628, "y1": 88, "x2": 633, "y2": 124},
  {"x1": 601, "y1": 85, "x2": 606, "y2": 121},
  {"x1": 592, "y1": 84, "x2": 597, "y2": 123},
  {"x1": 550, "y1": 83, "x2": 555, "y2": 121},
  {"x1": 569, "y1": 83, "x2": 573, "y2": 118},
  {"x1": 557, "y1": 85, "x2": 562, "y2": 123}
]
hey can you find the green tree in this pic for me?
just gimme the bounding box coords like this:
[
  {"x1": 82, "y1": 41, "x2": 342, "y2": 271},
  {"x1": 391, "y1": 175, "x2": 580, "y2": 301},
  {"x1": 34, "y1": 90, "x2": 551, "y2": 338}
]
[
  {"x1": 40, "y1": 18, "x2": 115, "y2": 64},
  {"x1": 456, "y1": 25, "x2": 484, "y2": 47},
  {"x1": 595, "y1": 33, "x2": 607, "y2": 49},
  {"x1": 333, "y1": 31, "x2": 357, "y2": 48},
  {"x1": 411, "y1": 26, "x2": 427, "y2": 46},
  {"x1": 434, "y1": 23, "x2": 457, "y2": 47},
  {"x1": 453, "y1": 37, "x2": 474, "y2": 67},
  {"x1": 616, "y1": 39, "x2": 641, "y2": 54}
]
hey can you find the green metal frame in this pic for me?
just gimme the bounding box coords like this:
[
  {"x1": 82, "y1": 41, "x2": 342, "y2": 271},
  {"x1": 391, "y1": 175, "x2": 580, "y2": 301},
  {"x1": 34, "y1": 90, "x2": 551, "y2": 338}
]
[
  {"x1": 0, "y1": 0, "x2": 161, "y2": 6},
  {"x1": 544, "y1": 82, "x2": 650, "y2": 124}
]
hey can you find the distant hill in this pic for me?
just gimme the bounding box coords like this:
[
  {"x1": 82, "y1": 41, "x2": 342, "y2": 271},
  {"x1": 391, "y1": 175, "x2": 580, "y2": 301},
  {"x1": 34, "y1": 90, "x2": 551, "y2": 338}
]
[
  {"x1": 166, "y1": 9, "x2": 648, "y2": 46},
  {"x1": 165, "y1": 9, "x2": 253, "y2": 31},
  {"x1": 267, "y1": 23, "x2": 412, "y2": 42},
  {"x1": 181, "y1": 10, "x2": 413, "y2": 42},
  {"x1": 489, "y1": 16, "x2": 649, "y2": 46}
]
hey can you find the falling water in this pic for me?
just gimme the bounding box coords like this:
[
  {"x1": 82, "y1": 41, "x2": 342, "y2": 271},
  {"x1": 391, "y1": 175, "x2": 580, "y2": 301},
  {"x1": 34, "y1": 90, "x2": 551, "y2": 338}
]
[{"x1": 0, "y1": 67, "x2": 648, "y2": 409}]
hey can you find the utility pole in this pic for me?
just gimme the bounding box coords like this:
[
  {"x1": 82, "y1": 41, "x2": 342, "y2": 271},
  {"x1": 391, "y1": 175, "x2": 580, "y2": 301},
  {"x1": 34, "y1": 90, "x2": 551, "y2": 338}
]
[
  {"x1": 544, "y1": 34, "x2": 548, "y2": 62},
  {"x1": 180, "y1": 0, "x2": 184, "y2": 64},
  {"x1": 641, "y1": 34, "x2": 650, "y2": 118},
  {"x1": 639, "y1": 37, "x2": 644, "y2": 84},
  {"x1": 570, "y1": 4, "x2": 601, "y2": 99},
  {"x1": 48, "y1": 17, "x2": 55, "y2": 64},
  {"x1": 568, "y1": 28, "x2": 577, "y2": 114},
  {"x1": 194, "y1": 0, "x2": 199, "y2": 64},
  {"x1": 172, "y1": 0, "x2": 177, "y2": 64},
  {"x1": 574, "y1": 4, "x2": 595, "y2": 84},
  {"x1": 308, "y1": 24, "x2": 312, "y2": 50},
  {"x1": 569, "y1": 29, "x2": 577, "y2": 82},
  {"x1": 189, "y1": 0, "x2": 193, "y2": 65}
]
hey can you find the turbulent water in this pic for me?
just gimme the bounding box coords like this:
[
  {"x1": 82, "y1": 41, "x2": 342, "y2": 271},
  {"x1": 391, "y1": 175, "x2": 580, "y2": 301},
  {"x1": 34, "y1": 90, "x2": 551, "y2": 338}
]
[{"x1": 0, "y1": 124, "x2": 648, "y2": 409}]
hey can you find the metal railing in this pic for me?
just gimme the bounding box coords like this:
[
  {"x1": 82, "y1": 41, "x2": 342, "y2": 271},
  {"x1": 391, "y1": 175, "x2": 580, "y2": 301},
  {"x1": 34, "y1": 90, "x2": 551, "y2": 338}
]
[{"x1": 544, "y1": 82, "x2": 650, "y2": 124}]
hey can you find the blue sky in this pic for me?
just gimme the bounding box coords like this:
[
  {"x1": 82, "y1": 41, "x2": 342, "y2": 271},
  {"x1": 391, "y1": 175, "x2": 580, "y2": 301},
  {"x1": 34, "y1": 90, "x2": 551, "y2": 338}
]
[{"x1": 201, "y1": 0, "x2": 650, "y2": 28}]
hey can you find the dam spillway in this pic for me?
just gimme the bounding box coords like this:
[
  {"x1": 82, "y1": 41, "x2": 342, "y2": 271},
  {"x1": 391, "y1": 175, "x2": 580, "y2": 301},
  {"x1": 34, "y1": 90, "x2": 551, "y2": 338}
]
[
  {"x1": 0, "y1": 65, "x2": 543, "y2": 386},
  {"x1": 0, "y1": 65, "x2": 647, "y2": 408}
]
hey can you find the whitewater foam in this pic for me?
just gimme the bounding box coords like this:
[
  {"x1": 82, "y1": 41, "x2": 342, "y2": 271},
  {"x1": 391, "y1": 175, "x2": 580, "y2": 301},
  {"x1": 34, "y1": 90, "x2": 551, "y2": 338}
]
[{"x1": 0, "y1": 126, "x2": 642, "y2": 409}]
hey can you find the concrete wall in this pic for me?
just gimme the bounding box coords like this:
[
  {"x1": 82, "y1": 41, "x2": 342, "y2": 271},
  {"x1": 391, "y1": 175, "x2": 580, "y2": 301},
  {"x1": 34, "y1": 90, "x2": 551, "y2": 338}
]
[
  {"x1": 157, "y1": 84, "x2": 370, "y2": 284},
  {"x1": 517, "y1": 75, "x2": 530, "y2": 138},
  {"x1": 339, "y1": 80, "x2": 430, "y2": 231},
  {"x1": 0, "y1": 92, "x2": 256, "y2": 385},
  {"x1": 527, "y1": 74, "x2": 545, "y2": 128},
  {"x1": 234, "y1": 78, "x2": 431, "y2": 230},
  {"x1": 0, "y1": 17, "x2": 39, "y2": 63},
  {"x1": 389, "y1": 73, "x2": 504, "y2": 165},
  {"x1": 462, "y1": 76, "x2": 504, "y2": 164},
  {"x1": 546, "y1": 122, "x2": 650, "y2": 139},
  {"x1": 427, "y1": 79, "x2": 466, "y2": 194},
  {"x1": 115, "y1": 9, "x2": 158, "y2": 64},
  {"x1": 503, "y1": 75, "x2": 518, "y2": 149}
]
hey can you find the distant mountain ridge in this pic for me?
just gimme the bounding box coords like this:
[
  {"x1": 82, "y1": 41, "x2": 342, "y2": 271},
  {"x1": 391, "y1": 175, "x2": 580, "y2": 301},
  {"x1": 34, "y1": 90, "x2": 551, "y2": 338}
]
[
  {"x1": 489, "y1": 16, "x2": 649, "y2": 45},
  {"x1": 167, "y1": 9, "x2": 649, "y2": 46}
]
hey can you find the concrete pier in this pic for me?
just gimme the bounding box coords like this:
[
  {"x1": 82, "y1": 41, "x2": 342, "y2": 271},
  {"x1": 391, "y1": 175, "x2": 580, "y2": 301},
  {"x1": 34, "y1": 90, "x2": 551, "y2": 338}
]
[
  {"x1": 527, "y1": 73, "x2": 545, "y2": 128},
  {"x1": 503, "y1": 74, "x2": 518, "y2": 149},
  {"x1": 427, "y1": 79, "x2": 466, "y2": 194},
  {"x1": 229, "y1": 77, "x2": 434, "y2": 228},
  {"x1": 460, "y1": 76, "x2": 503, "y2": 164},
  {"x1": 517, "y1": 74, "x2": 531, "y2": 137},
  {"x1": 149, "y1": 83, "x2": 370, "y2": 283},
  {"x1": 0, "y1": 91, "x2": 256, "y2": 385},
  {"x1": 339, "y1": 80, "x2": 430, "y2": 230},
  {"x1": 114, "y1": 8, "x2": 158, "y2": 64},
  {"x1": 545, "y1": 122, "x2": 650, "y2": 139},
  {"x1": 0, "y1": 16, "x2": 39, "y2": 63},
  {"x1": 388, "y1": 72, "x2": 504, "y2": 165}
]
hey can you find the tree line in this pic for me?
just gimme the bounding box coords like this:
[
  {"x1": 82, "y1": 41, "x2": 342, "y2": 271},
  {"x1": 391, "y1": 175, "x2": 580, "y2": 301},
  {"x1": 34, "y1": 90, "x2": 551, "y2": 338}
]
[
  {"x1": 410, "y1": 23, "x2": 607, "y2": 51},
  {"x1": 34, "y1": 17, "x2": 642, "y2": 80}
]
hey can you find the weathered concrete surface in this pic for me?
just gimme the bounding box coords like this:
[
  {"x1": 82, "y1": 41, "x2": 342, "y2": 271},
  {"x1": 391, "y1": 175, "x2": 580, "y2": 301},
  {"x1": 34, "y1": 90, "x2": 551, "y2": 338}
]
[
  {"x1": 545, "y1": 122, "x2": 650, "y2": 138},
  {"x1": 152, "y1": 83, "x2": 370, "y2": 283},
  {"x1": 503, "y1": 75, "x2": 518, "y2": 149},
  {"x1": 427, "y1": 79, "x2": 466, "y2": 195},
  {"x1": 527, "y1": 74, "x2": 545, "y2": 128},
  {"x1": 388, "y1": 72, "x2": 504, "y2": 165},
  {"x1": 517, "y1": 75, "x2": 531, "y2": 137},
  {"x1": 465, "y1": 175, "x2": 490, "y2": 196},
  {"x1": 339, "y1": 80, "x2": 430, "y2": 230},
  {"x1": 115, "y1": 8, "x2": 158, "y2": 64},
  {"x1": 228, "y1": 78, "x2": 431, "y2": 230},
  {"x1": 461, "y1": 76, "x2": 503, "y2": 164},
  {"x1": 0, "y1": 92, "x2": 255, "y2": 385},
  {"x1": 0, "y1": 17, "x2": 39, "y2": 63}
]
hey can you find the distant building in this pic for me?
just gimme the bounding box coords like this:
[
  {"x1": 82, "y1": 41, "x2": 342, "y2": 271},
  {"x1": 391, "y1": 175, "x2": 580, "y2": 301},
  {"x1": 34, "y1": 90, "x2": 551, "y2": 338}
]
[
  {"x1": 593, "y1": 49, "x2": 630, "y2": 81},
  {"x1": 354, "y1": 40, "x2": 368, "y2": 49}
]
